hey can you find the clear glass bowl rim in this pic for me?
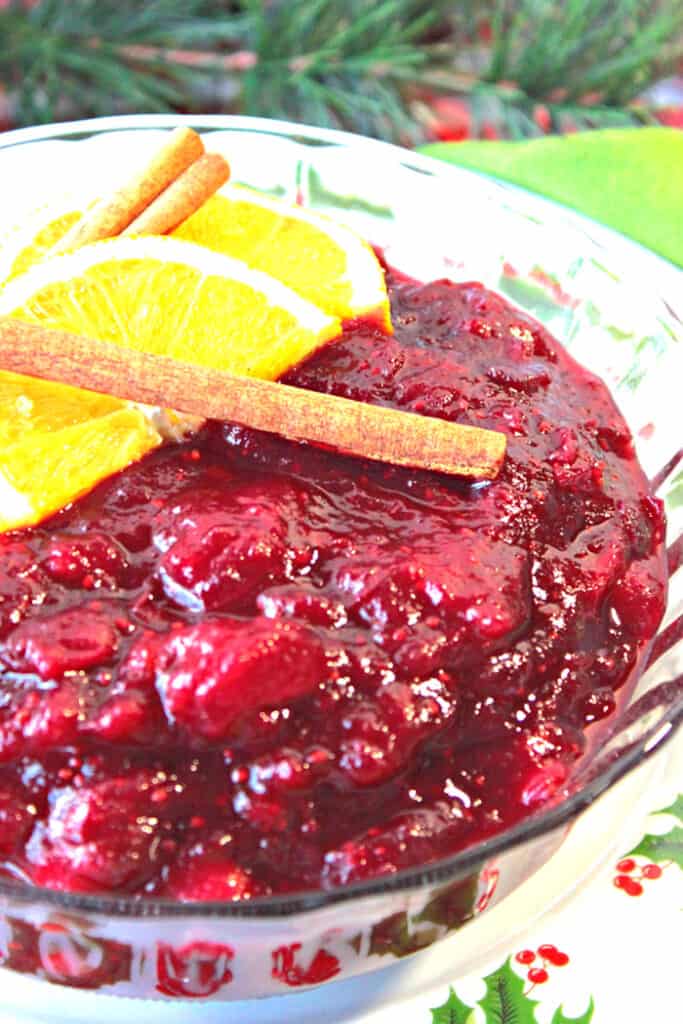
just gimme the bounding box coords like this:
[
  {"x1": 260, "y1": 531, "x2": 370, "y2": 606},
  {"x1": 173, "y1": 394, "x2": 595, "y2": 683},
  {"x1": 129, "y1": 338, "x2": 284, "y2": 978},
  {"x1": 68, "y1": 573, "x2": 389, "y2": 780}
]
[{"x1": 0, "y1": 113, "x2": 680, "y2": 920}]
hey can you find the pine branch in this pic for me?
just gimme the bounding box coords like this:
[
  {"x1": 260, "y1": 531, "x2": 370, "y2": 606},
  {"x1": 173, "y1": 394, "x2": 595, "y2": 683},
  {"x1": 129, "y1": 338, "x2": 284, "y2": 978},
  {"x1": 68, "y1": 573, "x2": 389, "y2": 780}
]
[
  {"x1": 482, "y1": 0, "x2": 683, "y2": 106},
  {"x1": 1, "y1": 0, "x2": 682, "y2": 141},
  {"x1": 236, "y1": 0, "x2": 454, "y2": 142},
  {"x1": 0, "y1": 0, "x2": 243, "y2": 124}
]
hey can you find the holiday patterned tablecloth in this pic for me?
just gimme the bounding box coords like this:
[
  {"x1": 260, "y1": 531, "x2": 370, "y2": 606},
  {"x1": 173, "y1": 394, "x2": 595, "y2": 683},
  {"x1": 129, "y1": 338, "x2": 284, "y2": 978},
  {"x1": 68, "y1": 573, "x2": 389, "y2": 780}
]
[
  {"x1": 421, "y1": 746, "x2": 683, "y2": 1024},
  {"x1": 425, "y1": 829, "x2": 682, "y2": 1022}
]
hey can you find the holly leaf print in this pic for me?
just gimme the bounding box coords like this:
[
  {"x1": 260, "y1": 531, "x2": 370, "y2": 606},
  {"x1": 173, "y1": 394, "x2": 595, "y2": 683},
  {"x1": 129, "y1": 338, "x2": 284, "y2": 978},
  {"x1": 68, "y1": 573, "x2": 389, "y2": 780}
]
[
  {"x1": 654, "y1": 794, "x2": 683, "y2": 821},
  {"x1": 627, "y1": 825, "x2": 683, "y2": 869},
  {"x1": 551, "y1": 995, "x2": 595, "y2": 1023},
  {"x1": 430, "y1": 986, "x2": 475, "y2": 1024},
  {"x1": 479, "y1": 958, "x2": 539, "y2": 1023}
]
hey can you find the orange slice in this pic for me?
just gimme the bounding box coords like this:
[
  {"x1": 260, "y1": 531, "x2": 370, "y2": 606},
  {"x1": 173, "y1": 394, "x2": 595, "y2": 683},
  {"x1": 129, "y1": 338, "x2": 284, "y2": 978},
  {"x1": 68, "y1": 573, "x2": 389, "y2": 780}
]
[
  {"x1": 0, "y1": 404, "x2": 161, "y2": 532},
  {"x1": 172, "y1": 186, "x2": 391, "y2": 329},
  {"x1": 5, "y1": 209, "x2": 82, "y2": 281},
  {"x1": 0, "y1": 193, "x2": 90, "y2": 285},
  {"x1": 0, "y1": 235, "x2": 340, "y2": 379},
  {"x1": 0, "y1": 235, "x2": 341, "y2": 531},
  {"x1": 5, "y1": 187, "x2": 392, "y2": 329},
  {"x1": 0, "y1": 371, "x2": 161, "y2": 532},
  {"x1": 0, "y1": 370, "x2": 122, "y2": 448}
]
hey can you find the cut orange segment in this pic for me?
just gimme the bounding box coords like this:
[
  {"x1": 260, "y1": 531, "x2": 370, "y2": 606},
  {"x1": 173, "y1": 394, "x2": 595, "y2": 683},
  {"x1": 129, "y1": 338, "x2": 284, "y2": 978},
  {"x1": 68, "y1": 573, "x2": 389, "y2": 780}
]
[
  {"x1": 0, "y1": 370, "x2": 160, "y2": 532},
  {"x1": 0, "y1": 189, "x2": 375, "y2": 532},
  {"x1": 0, "y1": 193, "x2": 91, "y2": 285},
  {"x1": 0, "y1": 235, "x2": 341, "y2": 380},
  {"x1": 5, "y1": 187, "x2": 392, "y2": 330},
  {"x1": 172, "y1": 186, "x2": 391, "y2": 329},
  {"x1": 6, "y1": 209, "x2": 82, "y2": 281},
  {"x1": 0, "y1": 234, "x2": 341, "y2": 531},
  {"x1": 0, "y1": 370, "x2": 123, "y2": 448},
  {"x1": 0, "y1": 406, "x2": 161, "y2": 532}
]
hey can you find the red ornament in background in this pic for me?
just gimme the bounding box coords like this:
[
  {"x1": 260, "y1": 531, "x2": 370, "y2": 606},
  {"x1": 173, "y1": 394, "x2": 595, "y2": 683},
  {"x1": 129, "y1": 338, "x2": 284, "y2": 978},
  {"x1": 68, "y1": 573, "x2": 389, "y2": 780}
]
[
  {"x1": 427, "y1": 96, "x2": 472, "y2": 141},
  {"x1": 656, "y1": 107, "x2": 683, "y2": 129},
  {"x1": 0, "y1": 91, "x2": 10, "y2": 133},
  {"x1": 645, "y1": 75, "x2": 683, "y2": 130},
  {"x1": 421, "y1": 74, "x2": 683, "y2": 146},
  {"x1": 533, "y1": 105, "x2": 552, "y2": 133}
]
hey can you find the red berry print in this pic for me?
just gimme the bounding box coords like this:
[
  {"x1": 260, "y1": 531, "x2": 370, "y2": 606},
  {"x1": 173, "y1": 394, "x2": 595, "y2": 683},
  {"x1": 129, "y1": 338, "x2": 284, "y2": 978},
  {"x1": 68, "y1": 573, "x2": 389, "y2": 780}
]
[
  {"x1": 538, "y1": 943, "x2": 569, "y2": 967},
  {"x1": 520, "y1": 942, "x2": 570, "y2": 994},
  {"x1": 614, "y1": 875, "x2": 643, "y2": 896},
  {"x1": 550, "y1": 950, "x2": 569, "y2": 966},
  {"x1": 614, "y1": 855, "x2": 667, "y2": 894}
]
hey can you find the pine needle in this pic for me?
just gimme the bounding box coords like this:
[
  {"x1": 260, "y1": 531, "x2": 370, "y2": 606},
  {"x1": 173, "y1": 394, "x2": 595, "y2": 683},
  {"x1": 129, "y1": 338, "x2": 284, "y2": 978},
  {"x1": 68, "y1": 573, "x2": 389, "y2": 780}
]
[{"x1": 1, "y1": 0, "x2": 682, "y2": 139}]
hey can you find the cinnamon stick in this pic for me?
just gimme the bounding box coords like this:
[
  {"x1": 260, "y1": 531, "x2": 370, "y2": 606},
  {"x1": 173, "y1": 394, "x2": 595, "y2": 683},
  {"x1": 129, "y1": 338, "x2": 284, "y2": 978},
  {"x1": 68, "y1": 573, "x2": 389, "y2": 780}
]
[
  {"x1": 0, "y1": 318, "x2": 506, "y2": 480},
  {"x1": 123, "y1": 153, "x2": 230, "y2": 236},
  {"x1": 53, "y1": 127, "x2": 205, "y2": 252}
]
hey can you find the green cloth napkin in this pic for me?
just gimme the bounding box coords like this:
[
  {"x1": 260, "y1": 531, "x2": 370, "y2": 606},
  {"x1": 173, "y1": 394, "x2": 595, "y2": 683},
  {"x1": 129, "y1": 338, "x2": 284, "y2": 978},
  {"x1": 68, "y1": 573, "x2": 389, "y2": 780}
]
[{"x1": 420, "y1": 127, "x2": 683, "y2": 269}]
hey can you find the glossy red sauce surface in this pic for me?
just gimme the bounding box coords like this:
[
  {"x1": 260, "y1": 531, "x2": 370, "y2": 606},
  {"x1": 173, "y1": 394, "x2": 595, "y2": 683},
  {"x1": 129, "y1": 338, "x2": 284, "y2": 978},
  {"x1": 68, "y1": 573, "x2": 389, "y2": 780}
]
[{"x1": 0, "y1": 264, "x2": 667, "y2": 900}]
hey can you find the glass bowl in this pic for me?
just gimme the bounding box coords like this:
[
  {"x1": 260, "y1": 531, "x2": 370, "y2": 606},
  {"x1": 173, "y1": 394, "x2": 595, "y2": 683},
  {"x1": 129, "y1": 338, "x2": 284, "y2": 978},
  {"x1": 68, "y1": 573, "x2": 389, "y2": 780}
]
[{"x1": 0, "y1": 115, "x2": 680, "y2": 1003}]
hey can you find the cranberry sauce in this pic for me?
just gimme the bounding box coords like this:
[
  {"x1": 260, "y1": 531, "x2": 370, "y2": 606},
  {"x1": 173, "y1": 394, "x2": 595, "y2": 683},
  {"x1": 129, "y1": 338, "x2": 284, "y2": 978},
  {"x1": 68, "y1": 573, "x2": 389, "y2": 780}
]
[{"x1": 0, "y1": 264, "x2": 666, "y2": 900}]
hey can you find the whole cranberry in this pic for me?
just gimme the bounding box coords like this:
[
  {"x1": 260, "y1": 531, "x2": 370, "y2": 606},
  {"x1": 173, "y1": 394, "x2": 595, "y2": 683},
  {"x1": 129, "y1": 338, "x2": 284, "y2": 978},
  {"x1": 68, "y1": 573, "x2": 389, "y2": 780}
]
[
  {"x1": 159, "y1": 519, "x2": 286, "y2": 612},
  {"x1": 0, "y1": 784, "x2": 34, "y2": 854},
  {"x1": 611, "y1": 561, "x2": 666, "y2": 639},
  {"x1": 164, "y1": 851, "x2": 257, "y2": 902},
  {"x1": 44, "y1": 533, "x2": 129, "y2": 589},
  {"x1": 156, "y1": 618, "x2": 325, "y2": 740},
  {"x1": 26, "y1": 773, "x2": 173, "y2": 891},
  {"x1": 5, "y1": 606, "x2": 119, "y2": 680}
]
